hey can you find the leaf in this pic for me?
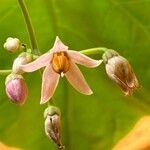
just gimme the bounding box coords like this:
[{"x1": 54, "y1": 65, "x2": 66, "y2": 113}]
[
  {"x1": 0, "y1": 0, "x2": 150, "y2": 150},
  {"x1": 0, "y1": 142, "x2": 21, "y2": 150}
]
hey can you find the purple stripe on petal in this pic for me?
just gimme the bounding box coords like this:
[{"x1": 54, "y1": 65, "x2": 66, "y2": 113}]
[{"x1": 65, "y1": 61, "x2": 93, "y2": 95}]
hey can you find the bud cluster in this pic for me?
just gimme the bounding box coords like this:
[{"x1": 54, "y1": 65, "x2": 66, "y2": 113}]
[{"x1": 4, "y1": 37, "x2": 33, "y2": 105}]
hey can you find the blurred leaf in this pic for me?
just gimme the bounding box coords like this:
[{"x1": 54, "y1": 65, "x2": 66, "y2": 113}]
[
  {"x1": 0, "y1": 0, "x2": 150, "y2": 150},
  {"x1": 113, "y1": 115, "x2": 150, "y2": 150}
]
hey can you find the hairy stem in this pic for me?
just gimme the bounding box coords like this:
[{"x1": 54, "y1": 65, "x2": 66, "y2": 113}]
[
  {"x1": 18, "y1": 0, "x2": 40, "y2": 55},
  {"x1": 0, "y1": 70, "x2": 12, "y2": 75}
]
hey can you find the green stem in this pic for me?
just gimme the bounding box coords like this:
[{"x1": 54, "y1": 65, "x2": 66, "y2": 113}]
[
  {"x1": 80, "y1": 47, "x2": 107, "y2": 55},
  {"x1": 18, "y1": 0, "x2": 40, "y2": 55},
  {"x1": 0, "y1": 70, "x2": 12, "y2": 75}
]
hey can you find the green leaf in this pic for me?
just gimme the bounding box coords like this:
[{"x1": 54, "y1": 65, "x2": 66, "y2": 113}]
[{"x1": 0, "y1": 0, "x2": 150, "y2": 149}]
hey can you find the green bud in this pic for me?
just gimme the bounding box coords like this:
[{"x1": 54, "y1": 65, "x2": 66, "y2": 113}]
[
  {"x1": 44, "y1": 106, "x2": 61, "y2": 118},
  {"x1": 102, "y1": 49, "x2": 119, "y2": 63}
]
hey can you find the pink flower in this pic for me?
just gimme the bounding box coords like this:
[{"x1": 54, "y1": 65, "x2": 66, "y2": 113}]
[{"x1": 20, "y1": 37, "x2": 102, "y2": 104}]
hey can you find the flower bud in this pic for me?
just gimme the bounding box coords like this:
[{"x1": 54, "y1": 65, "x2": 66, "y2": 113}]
[
  {"x1": 103, "y1": 50, "x2": 139, "y2": 95},
  {"x1": 12, "y1": 52, "x2": 33, "y2": 74},
  {"x1": 44, "y1": 106, "x2": 64, "y2": 149},
  {"x1": 5, "y1": 73, "x2": 28, "y2": 105},
  {"x1": 4, "y1": 37, "x2": 22, "y2": 52}
]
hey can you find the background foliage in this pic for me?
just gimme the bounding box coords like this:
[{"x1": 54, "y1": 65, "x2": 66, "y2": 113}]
[{"x1": 0, "y1": 0, "x2": 150, "y2": 150}]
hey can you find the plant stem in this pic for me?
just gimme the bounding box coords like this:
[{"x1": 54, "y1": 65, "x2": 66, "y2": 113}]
[
  {"x1": 80, "y1": 47, "x2": 107, "y2": 55},
  {"x1": 0, "y1": 70, "x2": 12, "y2": 75},
  {"x1": 18, "y1": 0, "x2": 40, "y2": 55}
]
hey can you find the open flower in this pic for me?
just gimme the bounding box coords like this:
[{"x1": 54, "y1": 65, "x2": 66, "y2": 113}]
[
  {"x1": 103, "y1": 50, "x2": 139, "y2": 95},
  {"x1": 20, "y1": 37, "x2": 102, "y2": 104}
]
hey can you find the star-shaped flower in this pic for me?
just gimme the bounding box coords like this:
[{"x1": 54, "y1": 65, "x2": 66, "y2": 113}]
[{"x1": 20, "y1": 37, "x2": 102, "y2": 104}]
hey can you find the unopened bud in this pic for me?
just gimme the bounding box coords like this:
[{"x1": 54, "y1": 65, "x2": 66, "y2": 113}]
[
  {"x1": 4, "y1": 37, "x2": 21, "y2": 52},
  {"x1": 12, "y1": 52, "x2": 33, "y2": 74},
  {"x1": 44, "y1": 106, "x2": 64, "y2": 149},
  {"x1": 103, "y1": 50, "x2": 139, "y2": 95},
  {"x1": 5, "y1": 73, "x2": 28, "y2": 105}
]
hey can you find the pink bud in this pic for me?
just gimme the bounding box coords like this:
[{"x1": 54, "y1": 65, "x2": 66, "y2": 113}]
[{"x1": 5, "y1": 74, "x2": 28, "y2": 105}]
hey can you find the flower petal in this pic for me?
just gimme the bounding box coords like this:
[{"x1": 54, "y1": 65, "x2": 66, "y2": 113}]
[
  {"x1": 51, "y1": 36, "x2": 68, "y2": 52},
  {"x1": 20, "y1": 52, "x2": 52, "y2": 72},
  {"x1": 68, "y1": 50, "x2": 103, "y2": 68},
  {"x1": 40, "y1": 64, "x2": 60, "y2": 104},
  {"x1": 65, "y1": 62, "x2": 93, "y2": 95}
]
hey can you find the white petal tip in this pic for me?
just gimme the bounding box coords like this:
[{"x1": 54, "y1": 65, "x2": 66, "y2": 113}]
[
  {"x1": 88, "y1": 90, "x2": 93, "y2": 95},
  {"x1": 83, "y1": 90, "x2": 93, "y2": 95},
  {"x1": 40, "y1": 101, "x2": 44, "y2": 105},
  {"x1": 96, "y1": 59, "x2": 103, "y2": 67},
  {"x1": 55, "y1": 36, "x2": 60, "y2": 42},
  {"x1": 53, "y1": 36, "x2": 68, "y2": 51},
  {"x1": 55, "y1": 36, "x2": 63, "y2": 45},
  {"x1": 40, "y1": 99, "x2": 48, "y2": 104}
]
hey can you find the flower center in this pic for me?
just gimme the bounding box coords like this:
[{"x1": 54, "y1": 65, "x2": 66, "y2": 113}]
[{"x1": 51, "y1": 52, "x2": 70, "y2": 74}]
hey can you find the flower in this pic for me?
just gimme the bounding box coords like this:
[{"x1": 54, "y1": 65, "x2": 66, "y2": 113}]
[
  {"x1": 103, "y1": 50, "x2": 139, "y2": 95},
  {"x1": 4, "y1": 37, "x2": 21, "y2": 52},
  {"x1": 44, "y1": 106, "x2": 64, "y2": 149},
  {"x1": 20, "y1": 37, "x2": 102, "y2": 104},
  {"x1": 5, "y1": 73, "x2": 28, "y2": 105}
]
